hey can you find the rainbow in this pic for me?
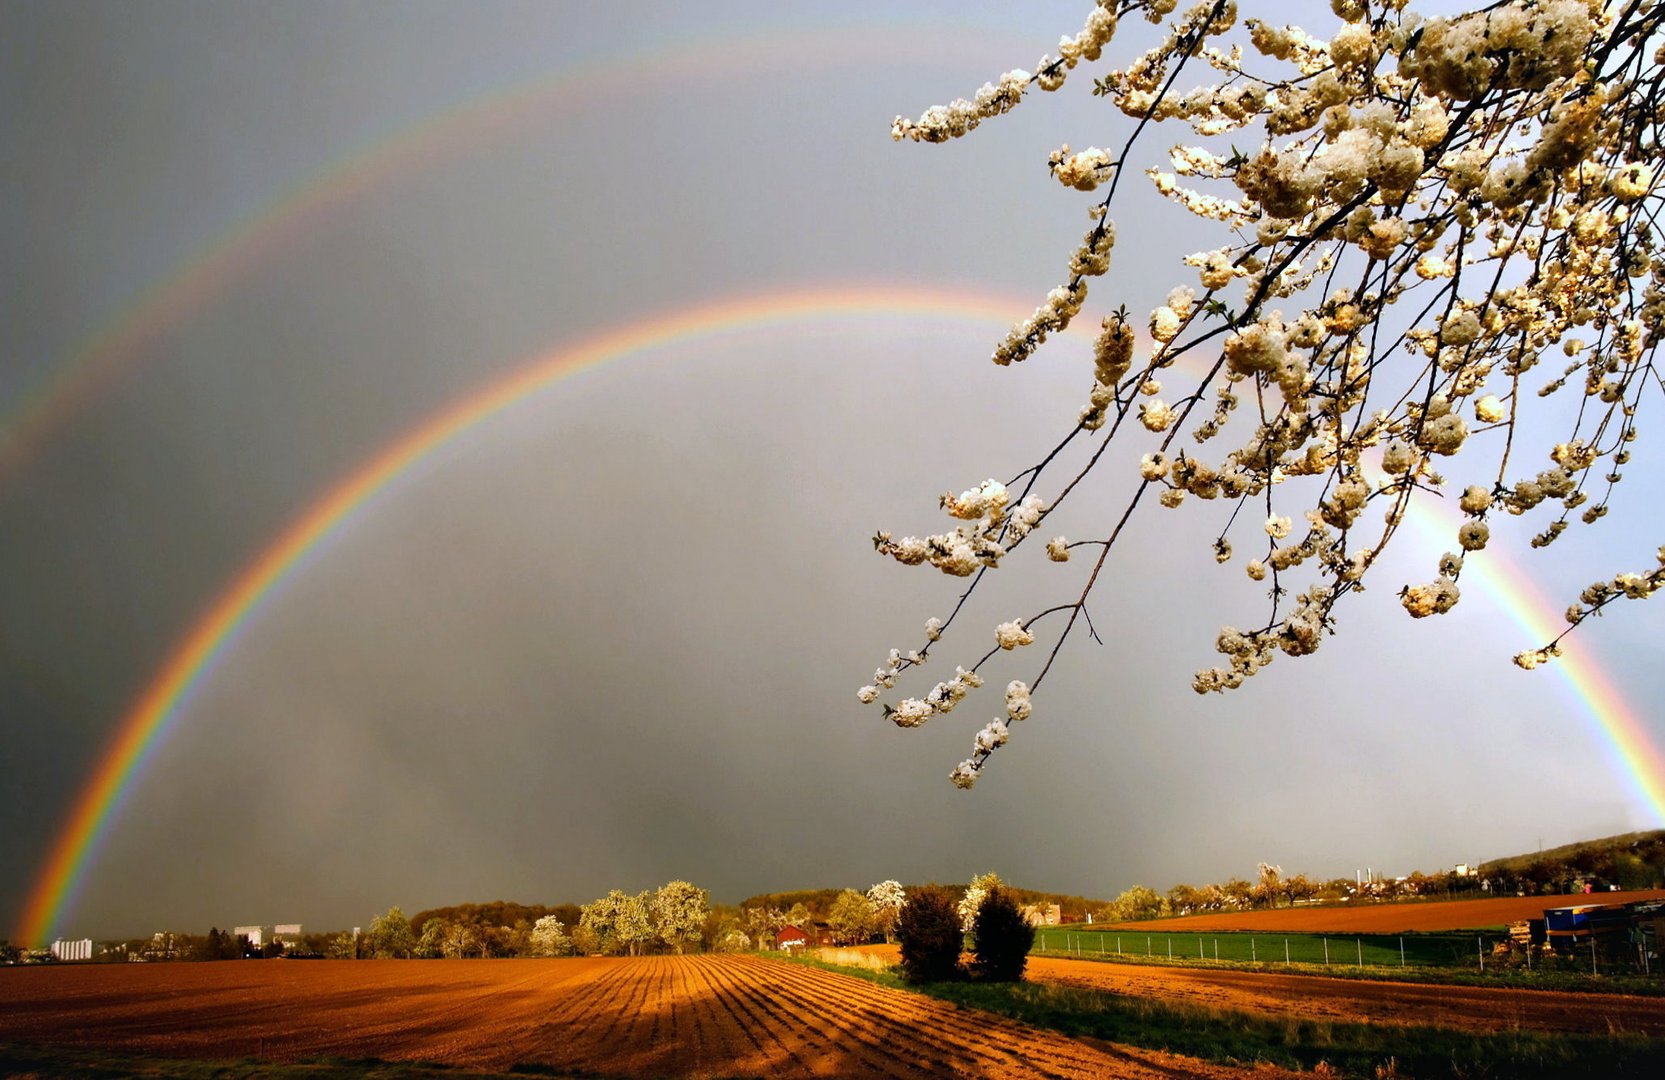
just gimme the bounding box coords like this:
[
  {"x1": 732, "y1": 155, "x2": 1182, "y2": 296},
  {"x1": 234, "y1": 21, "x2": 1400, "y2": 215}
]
[
  {"x1": 13, "y1": 283, "x2": 1062, "y2": 946},
  {"x1": 1404, "y1": 508, "x2": 1665, "y2": 819},
  {"x1": 0, "y1": 24, "x2": 1011, "y2": 492},
  {"x1": 17, "y1": 285, "x2": 1665, "y2": 943}
]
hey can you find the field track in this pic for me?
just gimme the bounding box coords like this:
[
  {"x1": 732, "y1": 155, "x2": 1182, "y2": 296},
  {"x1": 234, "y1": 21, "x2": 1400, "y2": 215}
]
[
  {"x1": 0, "y1": 954, "x2": 1289, "y2": 1078},
  {"x1": 1098, "y1": 888, "x2": 1665, "y2": 933},
  {"x1": 1025, "y1": 955, "x2": 1665, "y2": 1035}
]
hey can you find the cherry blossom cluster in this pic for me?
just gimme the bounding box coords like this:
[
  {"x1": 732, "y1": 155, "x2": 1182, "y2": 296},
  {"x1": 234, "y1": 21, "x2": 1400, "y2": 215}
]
[
  {"x1": 866, "y1": 0, "x2": 1665, "y2": 785},
  {"x1": 891, "y1": 2, "x2": 1123, "y2": 144}
]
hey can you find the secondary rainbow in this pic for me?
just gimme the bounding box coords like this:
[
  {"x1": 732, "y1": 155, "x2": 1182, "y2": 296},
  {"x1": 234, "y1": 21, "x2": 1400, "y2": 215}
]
[
  {"x1": 19, "y1": 286, "x2": 1664, "y2": 943},
  {"x1": 0, "y1": 26, "x2": 1009, "y2": 492},
  {"x1": 14, "y1": 283, "x2": 1063, "y2": 946}
]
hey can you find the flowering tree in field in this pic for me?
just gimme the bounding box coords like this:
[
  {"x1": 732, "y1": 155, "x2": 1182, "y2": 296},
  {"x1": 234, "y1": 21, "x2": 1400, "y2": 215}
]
[
  {"x1": 958, "y1": 871, "x2": 1004, "y2": 931},
  {"x1": 366, "y1": 905, "x2": 415, "y2": 959},
  {"x1": 741, "y1": 904, "x2": 784, "y2": 950},
  {"x1": 862, "y1": 0, "x2": 1665, "y2": 787},
  {"x1": 581, "y1": 890, "x2": 656, "y2": 956},
  {"x1": 828, "y1": 888, "x2": 877, "y2": 944},
  {"x1": 867, "y1": 880, "x2": 907, "y2": 943},
  {"x1": 652, "y1": 880, "x2": 711, "y2": 953},
  {"x1": 528, "y1": 914, "x2": 573, "y2": 957}
]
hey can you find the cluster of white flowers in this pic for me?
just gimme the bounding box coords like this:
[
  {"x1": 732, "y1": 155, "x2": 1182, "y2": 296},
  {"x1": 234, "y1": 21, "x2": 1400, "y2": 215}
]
[
  {"x1": 892, "y1": 1, "x2": 1121, "y2": 144},
  {"x1": 869, "y1": 0, "x2": 1665, "y2": 784},
  {"x1": 1401, "y1": 576, "x2": 1460, "y2": 618},
  {"x1": 872, "y1": 478, "x2": 1039, "y2": 577},
  {"x1": 995, "y1": 619, "x2": 1034, "y2": 650}
]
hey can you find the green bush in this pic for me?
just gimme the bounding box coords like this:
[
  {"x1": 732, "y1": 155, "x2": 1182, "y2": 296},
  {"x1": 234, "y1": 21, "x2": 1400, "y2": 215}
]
[
  {"x1": 971, "y1": 885, "x2": 1035, "y2": 982},
  {"x1": 896, "y1": 884, "x2": 963, "y2": 983}
]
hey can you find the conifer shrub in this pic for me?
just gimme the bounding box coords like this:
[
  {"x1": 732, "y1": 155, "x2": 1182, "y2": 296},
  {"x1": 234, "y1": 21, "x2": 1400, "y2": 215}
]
[
  {"x1": 895, "y1": 884, "x2": 963, "y2": 983},
  {"x1": 970, "y1": 885, "x2": 1034, "y2": 982}
]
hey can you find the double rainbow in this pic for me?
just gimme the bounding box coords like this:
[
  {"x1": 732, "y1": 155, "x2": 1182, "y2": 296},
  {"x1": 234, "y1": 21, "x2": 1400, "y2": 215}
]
[{"x1": 16, "y1": 284, "x2": 1665, "y2": 945}]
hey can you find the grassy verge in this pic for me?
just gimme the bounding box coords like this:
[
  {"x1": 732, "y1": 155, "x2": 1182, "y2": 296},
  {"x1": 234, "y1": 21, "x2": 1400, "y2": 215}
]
[
  {"x1": 1026, "y1": 944, "x2": 1665, "y2": 997},
  {"x1": 782, "y1": 955, "x2": 1665, "y2": 1079},
  {"x1": 0, "y1": 1043, "x2": 613, "y2": 1079}
]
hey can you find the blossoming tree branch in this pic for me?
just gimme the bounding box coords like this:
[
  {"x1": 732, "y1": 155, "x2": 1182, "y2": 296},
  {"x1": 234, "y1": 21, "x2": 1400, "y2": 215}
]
[{"x1": 859, "y1": 0, "x2": 1665, "y2": 787}]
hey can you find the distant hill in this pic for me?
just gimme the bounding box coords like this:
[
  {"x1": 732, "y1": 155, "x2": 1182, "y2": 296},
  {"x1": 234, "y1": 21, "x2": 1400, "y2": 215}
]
[
  {"x1": 1480, "y1": 830, "x2": 1665, "y2": 873},
  {"x1": 409, "y1": 900, "x2": 580, "y2": 934},
  {"x1": 1476, "y1": 830, "x2": 1665, "y2": 892}
]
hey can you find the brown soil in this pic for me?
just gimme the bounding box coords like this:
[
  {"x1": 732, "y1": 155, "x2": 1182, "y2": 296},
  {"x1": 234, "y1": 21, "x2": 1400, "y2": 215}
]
[
  {"x1": 0, "y1": 954, "x2": 1292, "y2": 1079},
  {"x1": 1098, "y1": 888, "x2": 1665, "y2": 933},
  {"x1": 1025, "y1": 954, "x2": 1665, "y2": 1036}
]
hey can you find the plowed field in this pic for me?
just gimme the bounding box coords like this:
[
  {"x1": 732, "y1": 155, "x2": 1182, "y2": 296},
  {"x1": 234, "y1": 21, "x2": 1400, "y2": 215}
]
[
  {"x1": 846, "y1": 946, "x2": 1665, "y2": 1036},
  {"x1": 1025, "y1": 955, "x2": 1665, "y2": 1035},
  {"x1": 1099, "y1": 889, "x2": 1665, "y2": 933},
  {"x1": 0, "y1": 954, "x2": 1288, "y2": 1079}
]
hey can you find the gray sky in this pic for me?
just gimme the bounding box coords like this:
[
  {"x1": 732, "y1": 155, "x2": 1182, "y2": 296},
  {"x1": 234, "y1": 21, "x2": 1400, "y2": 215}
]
[{"x1": 3, "y1": 0, "x2": 1662, "y2": 942}]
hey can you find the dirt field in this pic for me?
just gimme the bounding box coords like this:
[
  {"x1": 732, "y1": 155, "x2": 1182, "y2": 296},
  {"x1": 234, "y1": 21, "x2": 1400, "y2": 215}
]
[
  {"x1": 0, "y1": 955, "x2": 1290, "y2": 1079},
  {"x1": 1025, "y1": 955, "x2": 1665, "y2": 1036},
  {"x1": 1098, "y1": 889, "x2": 1665, "y2": 933}
]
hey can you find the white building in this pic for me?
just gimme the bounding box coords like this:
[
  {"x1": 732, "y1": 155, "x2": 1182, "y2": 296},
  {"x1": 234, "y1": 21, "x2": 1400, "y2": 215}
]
[
  {"x1": 51, "y1": 938, "x2": 92, "y2": 962},
  {"x1": 273, "y1": 923, "x2": 302, "y2": 941},
  {"x1": 233, "y1": 925, "x2": 266, "y2": 948}
]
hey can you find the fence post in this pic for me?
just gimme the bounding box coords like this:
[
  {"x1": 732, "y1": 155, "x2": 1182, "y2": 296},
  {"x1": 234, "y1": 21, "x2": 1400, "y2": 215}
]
[
  {"x1": 1117, "y1": 935, "x2": 1121, "y2": 956},
  {"x1": 1214, "y1": 938, "x2": 1219, "y2": 961},
  {"x1": 1199, "y1": 938, "x2": 1204, "y2": 960},
  {"x1": 1357, "y1": 938, "x2": 1362, "y2": 969},
  {"x1": 1284, "y1": 938, "x2": 1290, "y2": 966},
  {"x1": 1251, "y1": 937, "x2": 1256, "y2": 963},
  {"x1": 1478, "y1": 935, "x2": 1484, "y2": 973},
  {"x1": 1592, "y1": 939, "x2": 1598, "y2": 976},
  {"x1": 1324, "y1": 937, "x2": 1329, "y2": 966},
  {"x1": 1167, "y1": 938, "x2": 1172, "y2": 960},
  {"x1": 1148, "y1": 935, "x2": 1152, "y2": 956},
  {"x1": 1399, "y1": 937, "x2": 1404, "y2": 967}
]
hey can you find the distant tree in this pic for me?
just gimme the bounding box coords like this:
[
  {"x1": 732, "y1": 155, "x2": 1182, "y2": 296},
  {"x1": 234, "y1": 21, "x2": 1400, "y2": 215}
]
[
  {"x1": 970, "y1": 886, "x2": 1035, "y2": 983},
  {"x1": 897, "y1": 884, "x2": 964, "y2": 984},
  {"x1": 571, "y1": 922, "x2": 601, "y2": 956},
  {"x1": 580, "y1": 894, "x2": 623, "y2": 955},
  {"x1": 741, "y1": 905, "x2": 784, "y2": 949},
  {"x1": 1166, "y1": 883, "x2": 1202, "y2": 916},
  {"x1": 653, "y1": 881, "x2": 711, "y2": 954},
  {"x1": 827, "y1": 889, "x2": 876, "y2": 945},
  {"x1": 866, "y1": 880, "x2": 906, "y2": 944},
  {"x1": 1285, "y1": 873, "x2": 1319, "y2": 905},
  {"x1": 582, "y1": 890, "x2": 655, "y2": 956},
  {"x1": 785, "y1": 902, "x2": 813, "y2": 930},
  {"x1": 709, "y1": 910, "x2": 750, "y2": 953},
  {"x1": 327, "y1": 931, "x2": 359, "y2": 960},
  {"x1": 1612, "y1": 853, "x2": 1651, "y2": 891},
  {"x1": 528, "y1": 914, "x2": 573, "y2": 957},
  {"x1": 618, "y1": 891, "x2": 656, "y2": 956},
  {"x1": 1109, "y1": 885, "x2": 1168, "y2": 922},
  {"x1": 416, "y1": 920, "x2": 446, "y2": 959},
  {"x1": 196, "y1": 928, "x2": 223, "y2": 962},
  {"x1": 0, "y1": 939, "x2": 19, "y2": 964},
  {"x1": 958, "y1": 871, "x2": 1003, "y2": 931},
  {"x1": 1251, "y1": 863, "x2": 1286, "y2": 909},
  {"x1": 443, "y1": 921, "x2": 482, "y2": 959},
  {"x1": 367, "y1": 906, "x2": 416, "y2": 959}
]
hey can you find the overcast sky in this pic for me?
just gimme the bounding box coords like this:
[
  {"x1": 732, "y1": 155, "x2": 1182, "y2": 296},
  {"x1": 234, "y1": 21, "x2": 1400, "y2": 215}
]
[{"x1": 4, "y1": 0, "x2": 1662, "y2": 941}]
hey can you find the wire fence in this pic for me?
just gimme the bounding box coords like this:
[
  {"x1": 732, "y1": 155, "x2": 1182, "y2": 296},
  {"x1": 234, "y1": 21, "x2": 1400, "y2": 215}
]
[{"x1": 1029, "y1": 927, "x2": 1657, "y2": 976}]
